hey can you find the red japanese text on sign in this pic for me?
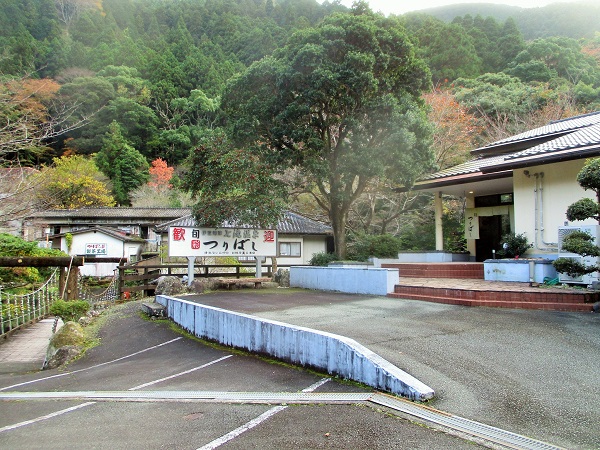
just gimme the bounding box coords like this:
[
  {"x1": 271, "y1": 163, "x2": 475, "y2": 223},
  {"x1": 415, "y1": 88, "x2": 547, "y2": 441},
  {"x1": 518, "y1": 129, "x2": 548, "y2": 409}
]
[
  {"x1": 264, "y1": 230, "x2": 275, "y2": 242},
  {"x1": 172, "y1": 227, "x2": 186, "y2": 241}
]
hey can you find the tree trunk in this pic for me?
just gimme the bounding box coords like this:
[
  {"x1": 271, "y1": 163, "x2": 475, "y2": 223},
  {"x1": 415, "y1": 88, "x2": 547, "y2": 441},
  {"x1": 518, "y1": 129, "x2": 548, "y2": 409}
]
[{"x1": 331, "y1": 213, "x2": 347, "y2": 260}]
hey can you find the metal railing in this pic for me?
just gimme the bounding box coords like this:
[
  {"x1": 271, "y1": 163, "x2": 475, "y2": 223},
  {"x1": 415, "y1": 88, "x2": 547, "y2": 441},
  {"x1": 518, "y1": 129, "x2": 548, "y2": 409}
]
[{"x1": 1, "y1": 269, "x2": 60, "y2": 338}]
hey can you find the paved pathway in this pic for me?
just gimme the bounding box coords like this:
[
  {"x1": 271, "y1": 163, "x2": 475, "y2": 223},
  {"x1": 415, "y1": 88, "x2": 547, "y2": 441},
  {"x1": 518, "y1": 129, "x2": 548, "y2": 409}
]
[{"x1": 0, "y1": 319, "x2": 61, "y2": 374}]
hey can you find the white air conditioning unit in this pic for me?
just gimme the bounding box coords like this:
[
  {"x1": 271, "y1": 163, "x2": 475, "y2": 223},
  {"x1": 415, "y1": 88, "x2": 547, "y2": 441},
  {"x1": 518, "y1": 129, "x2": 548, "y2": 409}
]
[{"x1": 557, "y1": 225, "x2": 600, "y2": 284}]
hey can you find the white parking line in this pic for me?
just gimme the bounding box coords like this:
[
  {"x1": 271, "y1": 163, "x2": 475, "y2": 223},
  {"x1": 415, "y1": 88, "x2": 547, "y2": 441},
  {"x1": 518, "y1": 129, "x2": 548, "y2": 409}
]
[
  {"x1": 128, "y1": 355, "x2": 234, "y2": 391},
  {"x1": 0, "y1": 402, "x2": 96, "y2": 433},
  {"x1": 0, "y1": 348, "x2": 233, "y2": 434},
  {"x1": 0, "y1": 337, "x2": 183, "y2": 392},
  {"x1": 196, "y1": 378, "x2": 331, "y2": 450}
]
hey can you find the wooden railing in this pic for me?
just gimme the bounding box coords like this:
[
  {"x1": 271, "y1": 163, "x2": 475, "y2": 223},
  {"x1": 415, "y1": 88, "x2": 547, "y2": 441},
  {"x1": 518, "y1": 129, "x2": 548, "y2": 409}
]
[{"x1": 117, "y1": 264, "x2": 293, "y2": 299}]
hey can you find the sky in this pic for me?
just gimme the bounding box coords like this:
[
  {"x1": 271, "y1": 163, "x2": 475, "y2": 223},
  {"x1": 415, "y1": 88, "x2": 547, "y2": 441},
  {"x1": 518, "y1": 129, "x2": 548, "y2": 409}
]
[{"x1": 326, "y1": 0, "x2": 581, "y2": 15}]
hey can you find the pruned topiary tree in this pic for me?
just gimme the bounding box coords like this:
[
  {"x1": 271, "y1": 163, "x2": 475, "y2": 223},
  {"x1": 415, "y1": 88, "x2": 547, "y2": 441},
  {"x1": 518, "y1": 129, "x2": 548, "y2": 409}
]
[{"x1": 553, "y1": 158, "x2": 600, "y2": 278}]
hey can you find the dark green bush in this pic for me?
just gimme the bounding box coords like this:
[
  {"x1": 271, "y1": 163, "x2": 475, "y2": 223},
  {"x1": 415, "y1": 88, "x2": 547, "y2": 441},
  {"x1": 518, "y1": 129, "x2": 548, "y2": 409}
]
[
  {"x1": 498, "y1": 232, "x2": 531, "y2": 258},
  {"x1": 347, "y1": 233, "x2": 402, "y2": 261},
  {"x1": 50, "y1": 300, "x2": 91, "y2": 323},
  {"x1": 309, "y1": 252, "x2": 339, "y2": 266}
]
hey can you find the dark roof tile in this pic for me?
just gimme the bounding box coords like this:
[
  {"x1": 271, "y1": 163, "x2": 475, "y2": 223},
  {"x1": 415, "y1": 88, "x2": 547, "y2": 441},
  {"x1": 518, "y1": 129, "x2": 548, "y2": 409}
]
[{"x1": 155, "y1": 211, "x2": 332, "y2": 235}]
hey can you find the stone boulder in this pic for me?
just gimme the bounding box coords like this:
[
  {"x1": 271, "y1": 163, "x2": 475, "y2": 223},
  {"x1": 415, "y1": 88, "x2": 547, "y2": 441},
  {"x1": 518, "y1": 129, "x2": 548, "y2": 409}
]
[
  {"x1": 44, "y1": 321, "x2": 85, "y2": 369},
  {"x1": 273, "y1": 269, "x2": 290, "y2": 287},
  {"x1": 155, "y1": 276, "x2": 185, "y2": 296}
]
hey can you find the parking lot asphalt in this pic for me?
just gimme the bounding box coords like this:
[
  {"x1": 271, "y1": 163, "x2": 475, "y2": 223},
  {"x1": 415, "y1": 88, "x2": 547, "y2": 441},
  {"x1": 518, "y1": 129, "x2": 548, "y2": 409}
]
[
  {"x1": 181, "y1": 288, "x2": 600, "y2": 450},
  {"x1": 0, "y1": 299, "x2": 485, "y2": 450}
]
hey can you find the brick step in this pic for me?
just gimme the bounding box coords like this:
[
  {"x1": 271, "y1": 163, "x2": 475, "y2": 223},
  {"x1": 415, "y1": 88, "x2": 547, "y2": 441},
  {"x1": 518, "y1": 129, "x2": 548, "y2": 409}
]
[
  {"x1": 389, "y1": 286, "x2": 596, "y2": 312},
  {"x1": 388, "y1": 292, "x2": 593, "y2": 312},
  {"x1": 393, "y1": 285, "x2": 596, "y2": 304},
  {"x1": 382, "y1": 263, "x2": 484, "y2": 279}
]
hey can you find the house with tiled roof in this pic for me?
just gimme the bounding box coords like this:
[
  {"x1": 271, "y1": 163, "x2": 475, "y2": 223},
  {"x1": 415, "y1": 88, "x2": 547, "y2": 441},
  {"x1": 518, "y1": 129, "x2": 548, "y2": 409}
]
[
  {"x1": 27, "y1": 207, "x2": 193, "y2": 252},
  {"x1": 49, "y1": 226, "x2": 146, "y2": 277},
  {"x1": 154, "y1": 210, "x2": 333, "y2": 266},
  {"x1": 27, "y1": 207, "x2": 333, "y2": 268},
  {"x1": 411, "y1": 111, "x2": 600, "y2": 262}
]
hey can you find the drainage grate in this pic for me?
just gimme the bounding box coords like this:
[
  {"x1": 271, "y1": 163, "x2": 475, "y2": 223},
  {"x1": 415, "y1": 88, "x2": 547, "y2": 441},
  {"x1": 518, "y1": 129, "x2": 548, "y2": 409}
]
[
  {"x1": 0, "y1": 391, "x2": 372, "y2": 403},
  {"x1": 370, "y1": 394, "x2": 565, "y2": 450},
  {"x1": 0, "y1": 391, "x2": 565, "y2": 449}
]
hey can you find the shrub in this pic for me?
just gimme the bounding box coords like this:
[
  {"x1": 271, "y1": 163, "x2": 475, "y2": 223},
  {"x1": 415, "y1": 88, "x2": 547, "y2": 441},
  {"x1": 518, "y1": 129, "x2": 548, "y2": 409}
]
[
  {"x1": 50, "y1": 299, "x2": 91, "y2": 323},
  {"x1": 309, "y1": 252, "x2": 339, "y2": 266},
  {"x1": 347, "y1": 233, "x2": 402, "y2": 261},
  {"x1": 498, "y1": 232, "x2": 531, "y2": 258}
]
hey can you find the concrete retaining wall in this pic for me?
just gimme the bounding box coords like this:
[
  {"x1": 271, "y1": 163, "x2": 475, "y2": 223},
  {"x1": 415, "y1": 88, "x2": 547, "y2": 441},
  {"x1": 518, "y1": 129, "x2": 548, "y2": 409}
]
[
  {"x1": 289, "y1": 266, "x2": 399, "y2": 295},
  {"x1": 155, "y1": 295, "x2": 434, "y2": 401}
]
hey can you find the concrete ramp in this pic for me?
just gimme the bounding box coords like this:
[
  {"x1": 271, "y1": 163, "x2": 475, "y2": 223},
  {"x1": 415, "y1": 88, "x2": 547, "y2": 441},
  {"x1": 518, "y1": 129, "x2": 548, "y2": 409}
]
[{"x1": 155, "y1": 295, "x2": 434, "y2": 401}]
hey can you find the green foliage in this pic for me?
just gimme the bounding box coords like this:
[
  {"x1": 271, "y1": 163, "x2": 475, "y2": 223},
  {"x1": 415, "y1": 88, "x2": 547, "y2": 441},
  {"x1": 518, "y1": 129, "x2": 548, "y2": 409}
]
[
  {"x1": 0, "y1": 233, "x2": 66, "y2": 284},
  {"x1": 49, "y1": 300, "x2": 91, "y2": 323},
  {"x1": 223, "y1": 13, "x2": 434, "y2": 258},
  {"x1": 96, "y1": 121, "x2": 150, "y2": 205},
  {"x1": 347, "y1": 233, "x2": 403, "y2": 261},
  {"x1": 309, "y1": 252, "x2": 339, "y2": 266},
  {"x1": 559, "y1": 231, "x2": 600, "y2": 258},
  {"x1": 182, "y1": 129, "x2": 287, "y2": 227},
  {"x1": 498, "y1": 232, "x2": 531, "y2": 258},
  {"x1": 566, "y1": 198, "x2": 600, "y2": 222}
]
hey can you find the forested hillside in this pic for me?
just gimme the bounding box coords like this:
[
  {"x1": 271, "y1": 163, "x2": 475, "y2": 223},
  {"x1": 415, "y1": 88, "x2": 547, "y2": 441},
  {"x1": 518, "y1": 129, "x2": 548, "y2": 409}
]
[
  {"x1": 1, "y1": 0, "x2": 600, "y2": 252},
  {"x1": 422, "y1": 1, "x2": 600, "y2": 39}
]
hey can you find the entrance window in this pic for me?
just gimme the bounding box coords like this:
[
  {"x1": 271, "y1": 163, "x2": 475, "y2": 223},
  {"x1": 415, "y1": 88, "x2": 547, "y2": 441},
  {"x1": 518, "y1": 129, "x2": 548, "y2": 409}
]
[{"x1": 475, "y1": 193, "x2": 513, "y2": 207}]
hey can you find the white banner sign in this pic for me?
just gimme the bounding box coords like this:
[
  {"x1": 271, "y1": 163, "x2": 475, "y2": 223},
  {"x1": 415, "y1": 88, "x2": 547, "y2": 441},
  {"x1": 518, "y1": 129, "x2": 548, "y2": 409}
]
[
  {"x1": 464, "y1": 209, "x2": 480, "y2": 240},
  {"x1": 168, "y1": 226, "x2": 277, "y2": 257},
  {"x1": 85, "y1": 243, "x2": 107, "y2": 255}
]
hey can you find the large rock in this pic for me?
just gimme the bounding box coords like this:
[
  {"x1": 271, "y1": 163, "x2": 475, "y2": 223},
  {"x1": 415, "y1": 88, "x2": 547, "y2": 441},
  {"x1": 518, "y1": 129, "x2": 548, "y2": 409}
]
[
  {"x1": 273, "y1": 269, "x2": 290, "y2": 287},
  {"x1": 44, "y1": 345, "x2": 82, "y2": 370},
  {"x1": 44, "y1": 321, "x2": 85, "y2": 369},
  {"x1": 155, "y1": 276, "x2": 185, "y2": 296}
]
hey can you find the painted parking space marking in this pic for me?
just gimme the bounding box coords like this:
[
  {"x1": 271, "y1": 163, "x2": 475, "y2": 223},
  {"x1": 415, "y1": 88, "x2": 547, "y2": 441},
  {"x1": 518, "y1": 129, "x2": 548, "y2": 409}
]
[
  {"x1": 196, "y1": 378, "x2": 331, "y2": 450},
  {"x1": 0, "y1": 337, "x2": 183, "y2": 392},
  {"x1": 0, "y1": 402, "x2": 96, "y2": 433},
  {"x1": 0, "y1": 353, "x2": 233, "y2": 434},
  {"x1": 128, "y1": 355, "x2": 233, "y2": 391}
]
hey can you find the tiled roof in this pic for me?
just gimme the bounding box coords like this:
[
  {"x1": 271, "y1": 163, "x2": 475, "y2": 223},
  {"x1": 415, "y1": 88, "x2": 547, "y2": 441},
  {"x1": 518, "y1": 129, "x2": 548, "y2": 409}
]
[
  {"x1": 155, "y1": 211, "x2": 332, "y2": 235},
  {"x1": 419, "y1": 155, "x2": 507, "y2": 181},
  {"x1": 31, "y1": 207, "x2": 192, "y2": 220},
  {"x1": 54, "y1": 226, "x2": 145, "y2": 242},
  {"x1": 504, "y1": 122, "x2": 600, "y2": 161},
  {"x1": 475, "y1": 111, "x2": 600, "y2": 152},
  {"x1": 417, "y1": 111, "x2": 600, "y2": 186}
]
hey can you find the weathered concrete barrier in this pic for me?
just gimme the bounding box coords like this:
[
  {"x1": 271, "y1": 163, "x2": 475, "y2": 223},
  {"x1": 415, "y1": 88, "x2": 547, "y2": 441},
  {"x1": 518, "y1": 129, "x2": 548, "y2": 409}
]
[
  {"x1": 155, "y1": 295, "x2": 434, "y2": 401},
  {"x1": 290, "y1": 266, "x2": 399, "y2": 295}
]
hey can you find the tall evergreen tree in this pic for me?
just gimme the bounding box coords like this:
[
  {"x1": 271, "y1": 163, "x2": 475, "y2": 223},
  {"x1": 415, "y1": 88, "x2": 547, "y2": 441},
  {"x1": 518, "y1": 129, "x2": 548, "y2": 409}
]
[{"x1": 96, "y1": 121, "x2": 149, "y2": 205}]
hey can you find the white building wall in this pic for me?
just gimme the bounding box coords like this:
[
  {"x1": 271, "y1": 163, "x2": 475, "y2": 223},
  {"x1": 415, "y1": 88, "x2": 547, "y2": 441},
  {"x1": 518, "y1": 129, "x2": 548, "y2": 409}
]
[
  {"x1": 275, "y1": 235, "x2": 328, "y2": 266},
  {"x1": 63, "y1": 232, "x2": 141, "y2": 277},
  {"x1": 513, "y1": 159, "x2": 596, "y2": 256}
]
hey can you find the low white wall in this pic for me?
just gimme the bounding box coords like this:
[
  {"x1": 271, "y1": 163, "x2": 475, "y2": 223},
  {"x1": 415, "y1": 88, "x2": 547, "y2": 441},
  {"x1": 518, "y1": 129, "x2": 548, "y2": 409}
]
[
  {"x1": 484, "y1": 259, "x2": 557, "y2": 283},
  {"x1": 155, "y1": 295, "x2": 434, "y2": 401},
  {"x1": 290, "y1": 266, "x2": 398, "y2": 295}
]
